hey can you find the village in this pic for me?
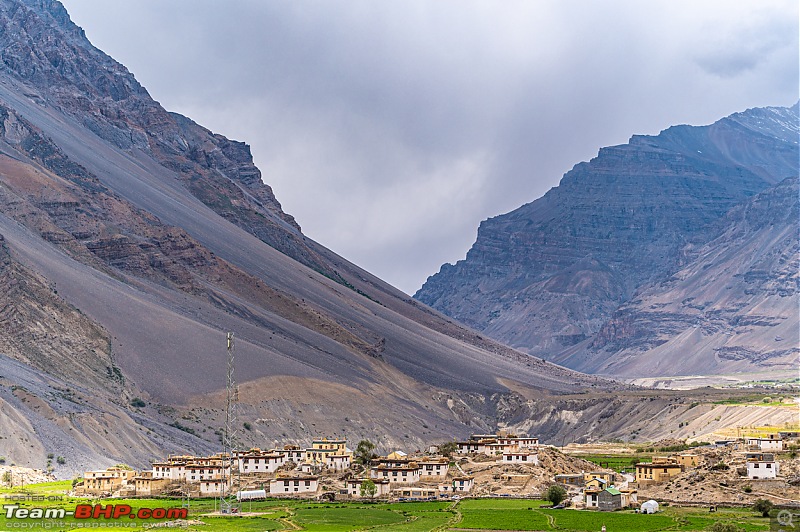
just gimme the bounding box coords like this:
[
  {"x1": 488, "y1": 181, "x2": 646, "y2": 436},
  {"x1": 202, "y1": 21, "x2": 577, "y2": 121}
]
[{"x1": 72, "y1": 430, "x2": 799, "y2": 512}]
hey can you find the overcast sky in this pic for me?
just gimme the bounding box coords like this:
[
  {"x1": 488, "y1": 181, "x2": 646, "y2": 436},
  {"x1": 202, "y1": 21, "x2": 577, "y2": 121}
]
[{"x1": 60, "y1": 0, "x2": 799, "y2": 295}]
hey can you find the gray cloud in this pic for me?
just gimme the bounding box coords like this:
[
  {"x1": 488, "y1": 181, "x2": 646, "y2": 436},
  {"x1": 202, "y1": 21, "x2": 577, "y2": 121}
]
[
  {"x1": 60, "y1": 0, "x2": 799, "y2": 294},
  {"x1": 693, "y1": 7, "x2": 797, "y2": 78}
]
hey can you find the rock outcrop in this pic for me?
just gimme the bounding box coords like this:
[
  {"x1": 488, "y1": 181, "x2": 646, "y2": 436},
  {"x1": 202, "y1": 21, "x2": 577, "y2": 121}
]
[{"x1": 555, "y1": 176, "x2": 798, "y2": 376}]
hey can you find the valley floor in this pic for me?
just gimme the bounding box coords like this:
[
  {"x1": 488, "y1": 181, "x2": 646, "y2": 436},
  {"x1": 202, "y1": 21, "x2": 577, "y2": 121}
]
[{"x1": 0, "y1": 481, "x2": 791, "y2": 531}]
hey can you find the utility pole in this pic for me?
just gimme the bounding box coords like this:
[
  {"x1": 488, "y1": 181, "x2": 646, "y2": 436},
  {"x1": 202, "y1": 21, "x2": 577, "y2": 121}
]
[{"x1": 218, "y1": 332, "x2": 239, "y2": 514}]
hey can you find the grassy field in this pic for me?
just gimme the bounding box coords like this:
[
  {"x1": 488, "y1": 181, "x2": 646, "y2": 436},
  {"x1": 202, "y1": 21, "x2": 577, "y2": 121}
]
[
  {"x1": 455, "y1": 498, "x2": 772, "y2": 532},
  {"x1": 0, "y1": 481, "x2": 776, "y2": 531},
  {"x1": 574, "y1": 453, "x2": 654, "y2": 472}
]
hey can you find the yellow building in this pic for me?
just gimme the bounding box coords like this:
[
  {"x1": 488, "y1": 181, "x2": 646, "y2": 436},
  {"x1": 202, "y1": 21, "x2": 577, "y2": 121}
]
[
  {"x1": 673, "y1": 453, "x2": 702, "y2": 470},
  {"x1": 311, "y1": 438, "x2": 347, "y2": 452},
  {"x1": 584, "y1": 471, "x2": 614, "y2": 484},
  {"x1": 584, "y1": 477, "x2": 609, "y2": 491},
  {"x1": 635, "y1": 459, "x2": 682, "y2": 484}
]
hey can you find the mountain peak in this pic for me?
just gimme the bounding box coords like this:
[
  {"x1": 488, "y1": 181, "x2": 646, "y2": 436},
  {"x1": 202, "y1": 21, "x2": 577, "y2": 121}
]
[{"x1": 415, "y1": 102, "x2": 799, "y2": 375}]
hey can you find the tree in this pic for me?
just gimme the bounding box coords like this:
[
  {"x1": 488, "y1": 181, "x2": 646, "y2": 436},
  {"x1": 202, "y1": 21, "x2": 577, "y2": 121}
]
[
  {"x1": 360, "y1": 478, "x2": 377, "y2": 500},
  {"x1": 438, "y1": 441, "x2": 458, "y2": 458},
  {"x1": 753, "y1": 499, "x2": 774, "y2": 518},
  {"x1": 543, "y1": 484, "x2": 567, "y2": 506},
  {"x1": 1, "y1": 471, "x2": 11, "y2": 487},
  {"x1": 355, "y1": 440, "x2": 377, "y2": 465}
]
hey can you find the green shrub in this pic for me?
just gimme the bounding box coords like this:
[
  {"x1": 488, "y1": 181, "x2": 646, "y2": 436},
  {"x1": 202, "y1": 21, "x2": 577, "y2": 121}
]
[
  {"x1": 753, "y1": 499, "x2": 773, "y2": 517},
  {"x1": 543, "y1": 484, "x2": 567, "y2": 506}
]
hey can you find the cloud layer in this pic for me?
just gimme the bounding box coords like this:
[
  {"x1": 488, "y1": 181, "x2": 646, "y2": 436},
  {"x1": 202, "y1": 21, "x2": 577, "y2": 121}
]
[{"x1": 61, "y1": 0, "x2": 799, "y2": 294}]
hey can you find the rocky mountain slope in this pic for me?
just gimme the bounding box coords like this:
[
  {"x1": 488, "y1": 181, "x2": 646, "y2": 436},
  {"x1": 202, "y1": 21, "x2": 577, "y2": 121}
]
[
  {"x1": 0, "y1": 0, "x2": 649, "y2": 476},
  {"x1": 555, "y1": 176, "x2": 798, "y2": 376},
  {"x1": 415, "y1": 103, "x2": 798, "y2": 377}
]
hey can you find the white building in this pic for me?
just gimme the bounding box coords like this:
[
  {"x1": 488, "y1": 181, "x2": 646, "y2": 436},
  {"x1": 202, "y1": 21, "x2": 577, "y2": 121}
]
[
  {"x1": 584, "y1": 490, "x2": 600, "y2": 508},
  {"x1": 500, "y1": 450, "x2": 538, "y2": 465},
  {"x1": 237, "y1": 451, "x2": 285, "y2": 474},
  {"x1": 152, "y1": 462, "x2": 186, "y2": 481},
  {"x1": 345, "y1": 478, "x2": 391, "y2": 498},
  {"x1": 269, "y1": 476, "x2": 319, "y2": 495},
  {"x1": 497, "y1": 436, "x2": 539, "y2": 449},
  {"x1": 418, "y1": 458, "x2": 449, "y2": 478},
  {"x1": 185, "y1": 465, "x2": 226, "y2": 482},
  {"x1": 456, "y1": 440, "x2": 492, "y2": 454},
  {"x1": 371, "y1": 465, "x2": 421, "y2": 484},
  {"x1": 200, "y1": 479, "x2": 227, "y2": 497},
  {"x1": 747, "y1": 437, "x2": 784, "y2": 452},
  {"x1": 439, "y1": 476, "x2": 474, "y2": 493},
  {"x1": 278, "y1": 446, "x2": 305, "y2": 463},
  {"x1": 328, "y1": 453, "x2": 351, "y2": 470},
  {"x1": 747, "y1": 458, "x2": 779, "y2": 479}
]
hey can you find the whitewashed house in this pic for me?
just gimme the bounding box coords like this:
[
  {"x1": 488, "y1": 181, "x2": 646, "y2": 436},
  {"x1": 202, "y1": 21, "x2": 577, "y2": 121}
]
[
  {"x1": 152, "y1": 461, "x2": 186, "y2": 481},
  {"x1": 439, "y1": 476, "x2": 474, "y2": 493},
  {"x1": 498, "y1": 436, "x2": 539, "y2": 449},
  {"x1": 371, "y1": 465, "x2": 421, "y2": 485},
  {"x1": 327, "y1": 453, "x2": 351, "y2": 470},
  {"x1": 747, "y1": 456, "x2": 779, "y2": 479},
  {"x1": 418, "y1": 458, "x2": 449, "y2": 478},
  {"x1": 200, "y1": 478, "x2": 228, "y2": 497},
  {"x1": 747, "y1": 437, "x2": 784, "y2": 452},
  {"x1": 269, "y1": 476, "x2": 319, "y2": 495},
  {"x1": 500, "y1": 450, "x2": 538, "y2": 465},
  {"x1": 345, "y1": 478, "x2": 391, "y2": 498},
  {"x1": 237, "y1": 450, "x2": 285, "y2": 474}
]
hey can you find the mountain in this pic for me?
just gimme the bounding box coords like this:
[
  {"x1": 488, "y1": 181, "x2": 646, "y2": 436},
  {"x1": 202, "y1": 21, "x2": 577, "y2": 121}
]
[
  {"x1": 556, "y1": 176, "x2": 798, "y2": 376},
  {"x1": 0, "y1": 0, "x2": 640, "y2": 474},
  {"x1": 415, "y1": 103, "x2": 798, "y2": 377}
]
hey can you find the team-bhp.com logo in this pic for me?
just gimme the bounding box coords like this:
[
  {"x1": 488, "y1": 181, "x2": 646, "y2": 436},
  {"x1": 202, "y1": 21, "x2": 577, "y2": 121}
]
[{"x1": 4, "y1": 503, "x2": 188, "y2": 520}]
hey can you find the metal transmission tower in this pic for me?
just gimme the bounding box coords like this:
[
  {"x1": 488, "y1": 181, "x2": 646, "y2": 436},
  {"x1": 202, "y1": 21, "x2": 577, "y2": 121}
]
[{"x1": 219, "y1": 331, "x2": 240, "y2": 514}]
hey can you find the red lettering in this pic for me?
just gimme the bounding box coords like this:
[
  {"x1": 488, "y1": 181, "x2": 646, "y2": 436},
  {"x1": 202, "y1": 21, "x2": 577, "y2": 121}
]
[
  {"x1": 113, "y1": 505, "x2": 132, "y2": 519},
  {"x1": 151, "y1": 508, "x2": 166, "y2": 519},
  {"x1": 93, "y1": 504, "x2": 114, "y2": 519},
  {"x1": 74, "y1": 504, "x2": 92, "y2": 519},
  {"x1": 138, "y1": 508, "x2": 151, "y2": 519},
  {"x1": 167, "y1": 508, "x2": 189, "y2": 519}
]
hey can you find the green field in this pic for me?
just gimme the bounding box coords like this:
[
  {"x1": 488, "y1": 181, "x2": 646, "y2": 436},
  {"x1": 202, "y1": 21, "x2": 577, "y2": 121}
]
[
  {"x1": 455, "y1": 499, "x2": 771, "y2": 532},
  {"x1": 0, "y1": 482, "x2": 775, "y2": 531},
  {"x1": 571, "y1": 453, "x2": 655, "y2": 472}
]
